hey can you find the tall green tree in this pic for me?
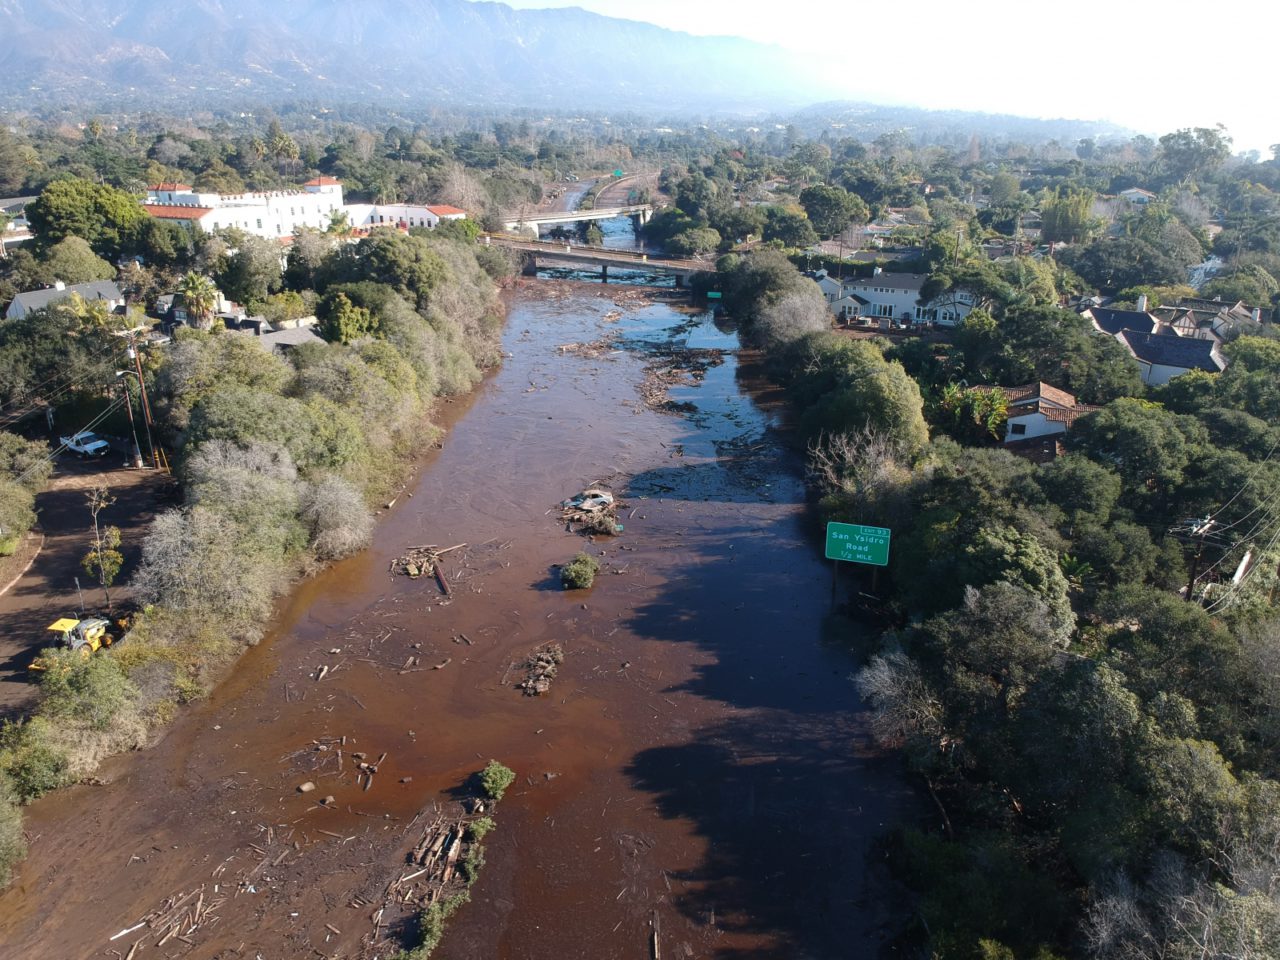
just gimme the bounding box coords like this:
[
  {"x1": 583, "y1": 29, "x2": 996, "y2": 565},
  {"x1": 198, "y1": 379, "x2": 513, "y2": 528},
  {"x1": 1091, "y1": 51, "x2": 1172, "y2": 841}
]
[
  {"x1": 26, "y1": 179, "x2": 147, "y2": 259},
  {"x1": 178, "y1": 272, "x2": 218, "y2": 329},
  {"x1": 799, "y1": 184, "x2": 869, "y2": 237}
]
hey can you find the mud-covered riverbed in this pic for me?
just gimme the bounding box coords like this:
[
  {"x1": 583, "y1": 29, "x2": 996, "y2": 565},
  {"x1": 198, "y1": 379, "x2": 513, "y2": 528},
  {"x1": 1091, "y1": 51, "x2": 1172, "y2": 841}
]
[{"x1": 0, "y1": 280, "x2": 914, "y2": 960}]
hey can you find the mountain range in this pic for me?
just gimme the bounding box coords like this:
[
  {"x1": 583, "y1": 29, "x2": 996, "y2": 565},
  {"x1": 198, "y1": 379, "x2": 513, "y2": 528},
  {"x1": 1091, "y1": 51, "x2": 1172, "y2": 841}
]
[{"x1": 0, "y1": 0, "x2": 827, "y2": 112}]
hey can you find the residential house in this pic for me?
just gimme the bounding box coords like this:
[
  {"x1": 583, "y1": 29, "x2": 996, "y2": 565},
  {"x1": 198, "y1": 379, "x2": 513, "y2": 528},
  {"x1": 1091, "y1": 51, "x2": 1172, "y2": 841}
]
[
  {"x1": 1152, "y1": 296, "x2": 1265, "y2": 343},
  {"x1": 1117, "y1": 330, "x2": 1227, "y2": 385},
  {"x1": 1120, "y1": 188, "x2": 1158, "y2": 205},
  {"x1": 4, "y1": 279, "x2": 123, "y2": 320},
  {"x1": 1081, "y1": 305, "x2": 1159, "y2": 338},
  {"x1": 831, "y1": 270, "x2": 975, "y2": 326},
  {"x1": 227, "y1": 319, "x2": 325, "y2": 356},
  {"x1": 976, "y1": 381, "x2": 1098, "y2": 444},
  {"x1": 0, "y1": 196, "x2": 35, "y2": 254}
]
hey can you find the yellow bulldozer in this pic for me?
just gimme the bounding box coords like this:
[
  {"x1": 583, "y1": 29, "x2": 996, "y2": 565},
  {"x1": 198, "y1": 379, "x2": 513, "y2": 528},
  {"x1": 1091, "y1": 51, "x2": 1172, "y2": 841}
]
[{"x1": 30, "y1": 616, "x2": 114, "y2": 672}]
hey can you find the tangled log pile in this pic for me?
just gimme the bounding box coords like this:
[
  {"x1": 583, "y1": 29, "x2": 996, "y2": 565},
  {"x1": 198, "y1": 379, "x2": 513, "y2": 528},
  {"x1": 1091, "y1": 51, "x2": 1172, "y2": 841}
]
[
  {"x1": 364, "y1": 800, "x2": 493, "y2": 955},
  {"x1": 517, "y1": 643, "x2": 565, "y2": 696}
]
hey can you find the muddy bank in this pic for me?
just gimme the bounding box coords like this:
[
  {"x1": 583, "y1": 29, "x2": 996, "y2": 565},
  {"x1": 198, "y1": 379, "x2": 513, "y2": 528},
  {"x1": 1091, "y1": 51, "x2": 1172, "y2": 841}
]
[{"x1": 0, "y1": 279, "x2": 914, "y2": 960}]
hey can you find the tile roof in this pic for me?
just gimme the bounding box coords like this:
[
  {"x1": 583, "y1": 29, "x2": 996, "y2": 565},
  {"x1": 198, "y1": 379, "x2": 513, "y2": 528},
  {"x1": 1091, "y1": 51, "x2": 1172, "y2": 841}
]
[
  {"x1": 427, "y1": 205, "x2": 467, "y2": 217},
  {"x1": 143, "y1": 203, "x2": 214, "y2": 219},
  {"x1": 1039, "y1": 404, "x2": 1099, "y2": 426},
  {"x1": 1085, "y1": 307, "x2": 1158, "y2": 337},
  {"x1": 148, "y1": 182, "x2": 192, "y2": 191},
  {"x1": 1119, "y1": 330, "x2": 1226, "y2": 372},
  {"x1": 977, "y1": 381, "x2": 1079, "y2": 409},
  {"x1": 304, "y1": 176, "x2": 342, "y2": 186}
]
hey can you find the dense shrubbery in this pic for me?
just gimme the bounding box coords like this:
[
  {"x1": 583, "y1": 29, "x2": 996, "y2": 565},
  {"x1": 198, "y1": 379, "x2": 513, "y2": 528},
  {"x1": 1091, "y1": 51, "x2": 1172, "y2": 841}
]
[
  {"x1": 560, "y1": 552, "x2": 599, "y2": 590},
  {"x1": 480, "y1": 760, "x2": 516, "y2": 801},
  {"x1": 721, "y1": 244, "x2": 1280, "y2": 957},
  {"x1": 0, "y1": 230, "x2": 502, "y2": 888}
]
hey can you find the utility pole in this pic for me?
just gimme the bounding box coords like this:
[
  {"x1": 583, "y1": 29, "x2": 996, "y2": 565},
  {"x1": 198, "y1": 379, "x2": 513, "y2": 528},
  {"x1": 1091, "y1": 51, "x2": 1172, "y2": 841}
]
[
  {"x1": 1181, "y1": 517, "x2": 1217, "y2": 603},
  {"x1": 119, "y1": 375, "x2": 144, "y2": 469},
  {"x1": 127, "y1": 334, "x2": 159, "y2": 470}
]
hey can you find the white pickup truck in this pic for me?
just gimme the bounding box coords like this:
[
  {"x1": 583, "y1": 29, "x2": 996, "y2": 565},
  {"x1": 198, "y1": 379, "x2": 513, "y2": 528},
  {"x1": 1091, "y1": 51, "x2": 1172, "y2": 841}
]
[{"x1": 60, "y1": 431, "x2": 111, "y2": 458}]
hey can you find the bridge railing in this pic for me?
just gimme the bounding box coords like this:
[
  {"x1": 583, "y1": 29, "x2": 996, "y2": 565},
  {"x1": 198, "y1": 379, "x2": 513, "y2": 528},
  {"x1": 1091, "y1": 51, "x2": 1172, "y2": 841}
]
[{"x1": 481, "y1": 234, "x2": 710, "y2": 271}]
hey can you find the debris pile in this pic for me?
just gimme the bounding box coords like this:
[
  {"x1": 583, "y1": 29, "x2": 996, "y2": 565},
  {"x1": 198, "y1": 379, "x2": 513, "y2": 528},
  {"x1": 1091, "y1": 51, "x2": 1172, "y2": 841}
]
[
  {"x1": 559, "y1": 487, "x2": 623, "y2": 536},
  {"x1": 517, "y1": 643, "x2": 565, "y2": 696},
  {"x1": 639, "y1": 346, "x2": 727, "y2": 413},
  {"x1": 365, "y1": 800, "x2": 495, "y2": 954},
  {"x1": 391, "y1": 543, "x2": 466, "y2": 595},
  {"x1": 556, "y1": 334, "x2": 619, "y2": 359}
]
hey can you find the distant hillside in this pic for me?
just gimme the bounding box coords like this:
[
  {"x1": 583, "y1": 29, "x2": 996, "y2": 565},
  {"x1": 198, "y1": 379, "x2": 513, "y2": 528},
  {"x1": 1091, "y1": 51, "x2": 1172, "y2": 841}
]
[{"x1": 0, "y1": 0, "x2": 825, "y2": 112}]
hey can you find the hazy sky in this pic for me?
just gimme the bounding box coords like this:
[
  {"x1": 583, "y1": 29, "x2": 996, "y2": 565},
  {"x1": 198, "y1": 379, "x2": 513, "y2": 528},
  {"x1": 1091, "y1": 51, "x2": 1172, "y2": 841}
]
[{"x1": 502, "y1": 0, "x2": 1277, "y2": 153}]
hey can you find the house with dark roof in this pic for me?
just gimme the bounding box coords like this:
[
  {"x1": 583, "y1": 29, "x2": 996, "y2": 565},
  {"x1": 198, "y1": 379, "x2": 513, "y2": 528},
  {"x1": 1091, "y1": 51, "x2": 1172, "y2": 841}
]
[
  {"x1": 5, "y1": 280, "x2": 124, "y2": 321},
  {"x1": 1118, "y1": 330, "x2": 1227, "y2": 385},
  {"x1": 1152, "y1": 297, "x2": 1265, "y2": 343},
  {"x1": 1082, "y1": 306, "x2": 1159, "y2": 338}
]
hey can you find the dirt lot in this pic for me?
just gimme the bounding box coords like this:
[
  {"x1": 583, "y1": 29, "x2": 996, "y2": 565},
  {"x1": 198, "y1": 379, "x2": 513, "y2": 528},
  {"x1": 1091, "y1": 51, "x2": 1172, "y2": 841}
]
[{"x1": 0, "y1": 453, "x2": 173, "y2": 717}]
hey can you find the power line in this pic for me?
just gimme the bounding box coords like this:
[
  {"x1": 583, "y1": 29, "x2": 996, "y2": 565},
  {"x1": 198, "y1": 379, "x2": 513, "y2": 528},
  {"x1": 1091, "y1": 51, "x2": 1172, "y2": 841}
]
[{"x1": 16, "y1": 397, "x2": 126, "y2": 487}]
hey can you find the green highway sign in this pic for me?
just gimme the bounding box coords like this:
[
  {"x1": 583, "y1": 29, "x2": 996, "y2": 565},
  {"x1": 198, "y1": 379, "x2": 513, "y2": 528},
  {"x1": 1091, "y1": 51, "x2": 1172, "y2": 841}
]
[{"x1": 825, "y1": 521, "x2": 891, "y2": 566}]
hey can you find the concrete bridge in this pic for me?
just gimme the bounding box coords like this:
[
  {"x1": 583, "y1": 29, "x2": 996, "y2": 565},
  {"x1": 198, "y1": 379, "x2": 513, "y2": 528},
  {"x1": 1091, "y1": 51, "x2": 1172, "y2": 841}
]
[
  {"x1": 482, "y1": 235, "x2": 709, "y2": 284},
  {"x1": 500, "y1": 204, "x2": 653, "y2": 238}
]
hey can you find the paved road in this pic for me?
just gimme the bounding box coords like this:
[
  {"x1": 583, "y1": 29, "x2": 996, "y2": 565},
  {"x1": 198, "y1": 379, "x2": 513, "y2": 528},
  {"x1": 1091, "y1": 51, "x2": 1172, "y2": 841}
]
[{"x1": 0, "y1": 454, "x2": 172, "y2": 716}]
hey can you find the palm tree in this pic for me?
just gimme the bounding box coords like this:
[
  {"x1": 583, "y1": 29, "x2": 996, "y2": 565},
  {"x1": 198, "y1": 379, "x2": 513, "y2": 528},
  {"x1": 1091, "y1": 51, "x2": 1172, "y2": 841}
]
[{"x1": 178, "y1": 272, "x2": 217, "y2": 329}]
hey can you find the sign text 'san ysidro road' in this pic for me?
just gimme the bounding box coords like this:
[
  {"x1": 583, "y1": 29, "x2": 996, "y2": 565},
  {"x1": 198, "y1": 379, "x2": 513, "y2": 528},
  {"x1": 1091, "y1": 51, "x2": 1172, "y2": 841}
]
[{"x1": 825, "y1": 521, "x2": 891, "y2": 566}]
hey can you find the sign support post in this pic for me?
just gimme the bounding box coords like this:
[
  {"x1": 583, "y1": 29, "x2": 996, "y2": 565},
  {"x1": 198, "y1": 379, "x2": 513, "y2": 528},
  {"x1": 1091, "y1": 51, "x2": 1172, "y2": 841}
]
[{"x1": 825, "y1": 522, "x2": 891, "y2": 609}]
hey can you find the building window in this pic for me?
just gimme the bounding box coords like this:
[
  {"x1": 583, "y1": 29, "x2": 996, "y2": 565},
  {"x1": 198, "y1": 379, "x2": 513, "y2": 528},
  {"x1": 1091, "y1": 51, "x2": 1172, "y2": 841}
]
[
  {"x1": 1010, "y1": 423, "x2": 1027, "y2": 435},
  {"x1": 256, "y1": 219, "x2": 262, "y2": 229}
]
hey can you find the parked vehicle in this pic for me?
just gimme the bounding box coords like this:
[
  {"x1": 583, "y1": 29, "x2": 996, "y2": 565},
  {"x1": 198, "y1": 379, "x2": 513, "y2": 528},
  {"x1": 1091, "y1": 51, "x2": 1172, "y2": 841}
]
[{"x1": 60, "y1": 431, "x2": 110, "y2": 458}]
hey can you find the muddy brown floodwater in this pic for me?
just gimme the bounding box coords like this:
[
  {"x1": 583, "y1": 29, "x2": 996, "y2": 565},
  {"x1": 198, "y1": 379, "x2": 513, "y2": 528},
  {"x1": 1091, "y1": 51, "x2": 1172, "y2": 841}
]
[{"x1": 0, "y1": 280, "x2": 916, "y2": 960}]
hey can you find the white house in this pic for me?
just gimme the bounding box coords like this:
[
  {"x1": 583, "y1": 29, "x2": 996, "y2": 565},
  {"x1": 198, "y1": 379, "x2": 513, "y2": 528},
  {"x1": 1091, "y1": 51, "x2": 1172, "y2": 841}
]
[
  {"x1": 1117, "y1": 330, "x2": 1227, "y2": 385},
  {"x1": 4, "y1": 279, "x2": 124, "y2": 321},
  {"x1": 1083, "y1": 300, "x2": 1232, "y2": 385},
  {"x1": 814, "y1": 269, "x2": 975, "y2": 326},
  {"x1": 976, "y1": 382, "x2": 1097, "y2": 443},
  {"x1": 141, "y1": 178, "x2": 467, "y2": 241},
  {"x1": 1120, "y1": 188, "x2": 1157, "y2": 205},
  {"x1": 343, "y1": 202, "x2": 468, "y2": 233}
]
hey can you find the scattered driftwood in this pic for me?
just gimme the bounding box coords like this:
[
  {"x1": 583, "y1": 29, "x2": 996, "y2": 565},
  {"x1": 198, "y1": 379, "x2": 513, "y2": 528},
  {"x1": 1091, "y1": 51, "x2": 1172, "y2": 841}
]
[
  {"x1": 557, "y1": 333, "x2": 619, "y2": 359},
  {"x1": 112, "y1": 881, "x2": 227, "y2": 951},
  {"x1": 639, "y1": 346, "x2": 727, "y2": 414},
  {"x1": 559, "y1": 487, "x2": 623, "y2": 536},
  {"x1": 517, "y1": 643, "x2": 565, "y2": 697}
]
